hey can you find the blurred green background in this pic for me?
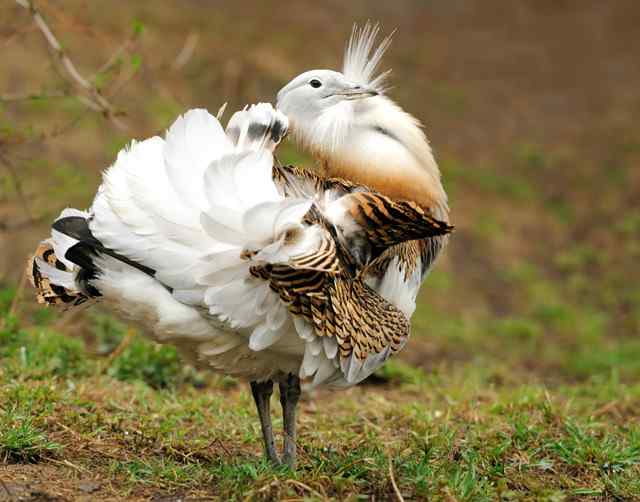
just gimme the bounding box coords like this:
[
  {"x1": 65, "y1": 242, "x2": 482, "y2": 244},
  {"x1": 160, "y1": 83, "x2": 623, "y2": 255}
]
[{"x1": 1, "y1": 1, "x2": 640, "y2": 499}]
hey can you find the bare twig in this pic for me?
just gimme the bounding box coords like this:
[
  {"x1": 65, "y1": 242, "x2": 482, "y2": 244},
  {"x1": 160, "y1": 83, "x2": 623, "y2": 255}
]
[
  {"x1": 388, "y1": 456, "x2": 405, "y2": 502},
  {"x1": 91, "y1": 26, "x2": 144, "y2": 95},
  {"x1": 93, "y1": 41, "x2": 133, "y2": 81},
  {"x1": 172, "y1": 31, "x2": 199, "y2": 71},
  {"x1": 45, "y1": 457, "x2": 89, "y2": 473},
  {"x1": 17, "y1": 0, "x2": 90, "y2": 88},
  {"x1": 107, "y1": 66, "x2": 141, "y2": 99},
  {"x1": 212, "y1": 438, "x2": 232, "y2": 457},
  {"x1": 0, "y1": 90, "x2": 68, "y2": 102},
  {"x1": 14, "y1": 0, "x2": 127, "y2": 129},
  {"x1": 75, "y1": 95, "x2": 103, "y2": 112},
  {"x1": 285, "y1": 479, "x2": 328, "y2": 501},
  {"x1": 40, "y1": 113, "x2": 87, "y2": 141},
  {"x1": 592, "y1": 400, "x2": 621, "y2": 418}
]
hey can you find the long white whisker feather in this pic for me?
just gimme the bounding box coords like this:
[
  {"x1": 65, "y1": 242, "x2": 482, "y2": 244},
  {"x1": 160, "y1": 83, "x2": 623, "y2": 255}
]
[{"x1": 343, "y1": 21, "x2": 393, "y2": 93}]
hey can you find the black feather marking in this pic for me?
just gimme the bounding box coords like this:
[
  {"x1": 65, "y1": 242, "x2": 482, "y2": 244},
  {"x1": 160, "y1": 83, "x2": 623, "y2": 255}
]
[
  {"x1": 248, "y1": 122, "x2": 269, "y2": 141},
  {"x1": 53, "y1": 216, "x2": 100, "y2": 245},
  {"x1": 54, "y1": 216, "x2": 157, "y2": 278},
  {"x1": 42, "y1": 249, "x2": 55, "y2": 263},
  {"x1": 77, "y1": 268, "x2": 102, "y2": 297},
  {"x1": 31, "y1": 259, "x2": 40, "y2": 284},
  {"x1": 50, "y1": 283, "x2": 66, "y2": 295},
  {"x1": 65, "y1": 242, "x2": 99, "y2": 277},
  {"x1": 226, "y1": 126, "x2": 240, "y2": 144},
  {"x1": 59, "y1": 293, "x2": 77, "y2": 303},
  {"x1": 270, "y1": 119, "x2": 286, "y2": 143},
  {"x1": 372, "y1": 125, "x2": 402, "y2": 144}
]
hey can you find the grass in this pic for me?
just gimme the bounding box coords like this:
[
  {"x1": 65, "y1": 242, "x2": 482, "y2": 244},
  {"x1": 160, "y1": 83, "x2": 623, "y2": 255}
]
[{"x1": 2, "y1": 294, "x2": 640, "y2": 500}]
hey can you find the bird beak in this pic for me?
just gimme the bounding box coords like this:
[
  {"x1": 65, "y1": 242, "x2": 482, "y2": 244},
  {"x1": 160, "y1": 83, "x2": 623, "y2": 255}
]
[{"x1": 335, "y1": 84, "x2": 378, "y2": 100}]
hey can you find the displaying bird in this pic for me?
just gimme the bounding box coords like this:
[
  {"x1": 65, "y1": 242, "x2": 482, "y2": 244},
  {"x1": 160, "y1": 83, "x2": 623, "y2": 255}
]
[{"x1": 26, "y1": 23, "x2": 451, "y2": 468}]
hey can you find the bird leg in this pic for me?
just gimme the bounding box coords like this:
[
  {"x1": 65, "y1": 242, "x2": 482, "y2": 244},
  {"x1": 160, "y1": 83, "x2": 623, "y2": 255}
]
[
  {"x1": 250, "y1": 380, "x2": 280, "y2": 465},
  {"x1": 279, "y1": 373, "x2": 301, "y2": 468}
]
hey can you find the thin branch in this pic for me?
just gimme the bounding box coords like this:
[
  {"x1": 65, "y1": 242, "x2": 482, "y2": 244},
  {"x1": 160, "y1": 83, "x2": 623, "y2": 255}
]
[
  {"x1": 75, "y1": 95, "x2": 103, "y2": 112},
  {"x1": 107, "y1": 65, "x2": 141, "y2": 99},
  {"x1": 14, "y1": 0, "x2": 128, "y2": 130},
  {"x1": 0, "y1": 113, "x2": 85, "y2": 151},
  {"x1": 285, "y1": 479, "x2": 328, "y2": 501},
  {"x1": 172, "y1": 31, "x2": 199, "y2": 71},
  {"x1": 91, "y1": 30, "x2": 141, "y2": 82},
  {"x1": 0, "y1": 90, "x2": 68, "y2": 102},
  {"x1": 40, "y1": 113, "x2": 86, "y2": 141}
]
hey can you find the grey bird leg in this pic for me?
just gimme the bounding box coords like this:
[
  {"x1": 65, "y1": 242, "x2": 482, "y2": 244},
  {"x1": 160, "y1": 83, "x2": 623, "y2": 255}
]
[
  {"x1": 250, "y1": 380, "x2": 280, "y2": 465},
  {"x1": 279, "y1": 373, "x2": 301, "y2": 468}
]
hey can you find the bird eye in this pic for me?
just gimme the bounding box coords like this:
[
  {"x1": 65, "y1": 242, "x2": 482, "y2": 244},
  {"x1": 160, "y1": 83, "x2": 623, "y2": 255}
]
[{"x1": 309, "y1": 79, "x2": 322, "y2": 88}]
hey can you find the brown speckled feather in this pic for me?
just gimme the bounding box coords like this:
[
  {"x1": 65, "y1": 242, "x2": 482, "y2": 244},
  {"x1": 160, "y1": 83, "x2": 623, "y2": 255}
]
[
  {"x1": 266, "y1": 163, "x2": 452, "y2": 362},
  {"x1": 26, "y1": 242, "x2": 88, "y2": 307},
  {"x1": 341, "y1": 191, "x2": 452, "y2": 248},
  {"x1": 325, "y1": 277, "x2": 410, "y2": 361}
]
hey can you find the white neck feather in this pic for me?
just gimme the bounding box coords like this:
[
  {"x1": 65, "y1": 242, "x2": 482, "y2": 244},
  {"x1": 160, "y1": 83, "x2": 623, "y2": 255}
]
[{"x1": 293, "y1": 96, "x2": 449, "y2": 218}]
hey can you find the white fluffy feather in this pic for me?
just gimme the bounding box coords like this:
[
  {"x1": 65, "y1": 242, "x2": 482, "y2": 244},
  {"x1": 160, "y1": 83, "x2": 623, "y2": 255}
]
[{"x1": 86, "y1": 104, "x2": 340, "y2": 384}]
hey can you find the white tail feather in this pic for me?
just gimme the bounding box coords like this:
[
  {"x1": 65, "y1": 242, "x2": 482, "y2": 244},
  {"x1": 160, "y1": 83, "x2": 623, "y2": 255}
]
[
  {"x1": 34, "y1": 258, "x2": 76, "y2": 290},
  {"x1": 79, "y1": 104, "x2": 331, "y2": 382}
]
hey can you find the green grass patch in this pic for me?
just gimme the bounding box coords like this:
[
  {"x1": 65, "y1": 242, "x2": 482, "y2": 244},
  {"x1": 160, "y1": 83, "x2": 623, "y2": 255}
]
[{"x1": 2, "y1": 271, "x2": 640, "y2": 498}]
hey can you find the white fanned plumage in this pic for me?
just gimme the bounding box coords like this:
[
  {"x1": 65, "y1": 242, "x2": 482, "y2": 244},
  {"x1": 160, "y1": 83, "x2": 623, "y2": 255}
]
[{"x1": 44, "y1": 104, "x2": 344, "y2": 385}]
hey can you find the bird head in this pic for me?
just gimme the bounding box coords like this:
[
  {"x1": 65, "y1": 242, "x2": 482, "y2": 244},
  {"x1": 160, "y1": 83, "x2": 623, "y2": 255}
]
[
  {"x1": 277, "y1": 70, "x2": 378, "y2": 125},
  {"x1": 277, "y1": 23, "x2": 448, "y2": 216},
  {"x1": 277, "y1": 23, "x2": 391, "y2": 154}
]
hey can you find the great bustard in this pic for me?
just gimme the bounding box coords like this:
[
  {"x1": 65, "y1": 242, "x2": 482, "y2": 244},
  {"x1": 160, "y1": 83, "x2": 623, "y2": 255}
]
[{"x1": 27, "y1": 24, "x2": 451, "y2": 468}]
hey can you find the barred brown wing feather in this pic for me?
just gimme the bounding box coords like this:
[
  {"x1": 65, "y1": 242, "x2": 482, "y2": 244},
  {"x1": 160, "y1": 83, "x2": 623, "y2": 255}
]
[
  {"x1": 344, "y1": 192, "x2": 453, "y2": 247},
  {"x1": 273, "y1": 164, "x2": 451, "y2": 273},
  {"x1": 270, "y1": 163, "x2": 445, "y2": 367},
  {"x1": 255, "y1": 262, "x2": 409, "y2": 364},
  {"x1": 287, "y1": 232, "x2": 341, "y2": 273},
  {"x1": 252, "y1": 265, "x2": 328, "y2": 323},
  {"x1": 273, "y1": 164, "x2": 363, "y2": 199},
  {"x1": 326, "y1": 278, "x2": 410, "y2": 361}
]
